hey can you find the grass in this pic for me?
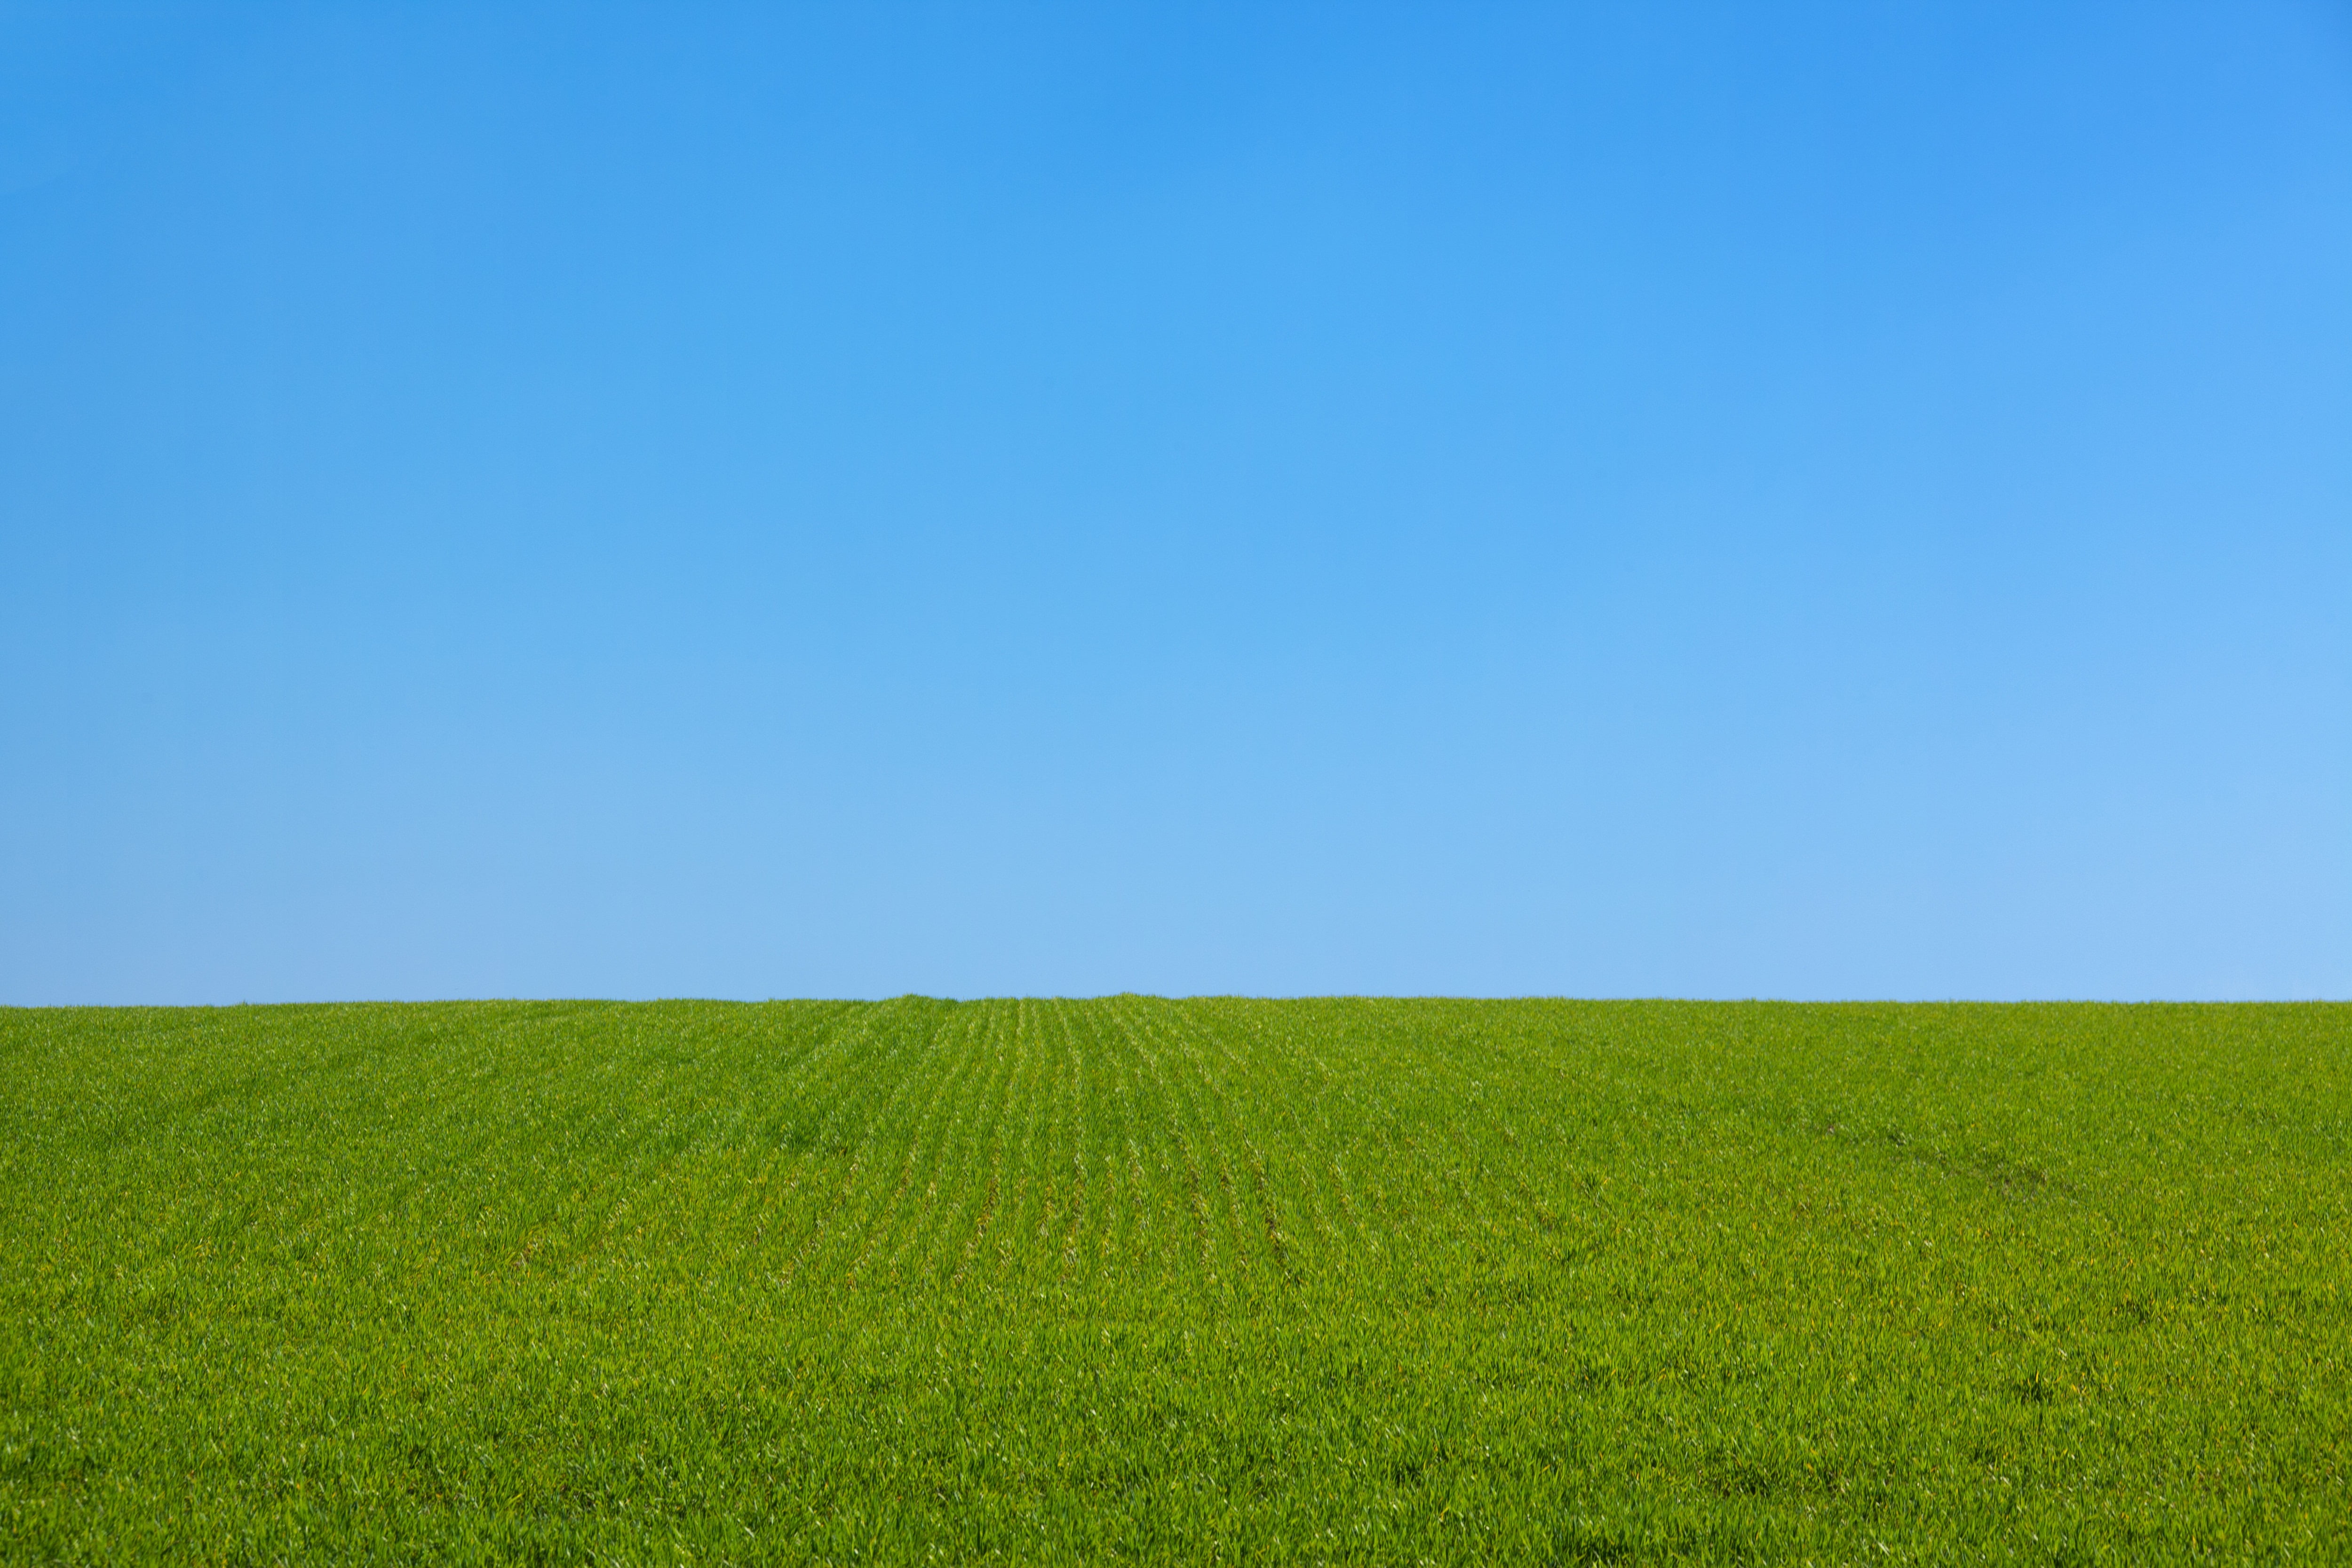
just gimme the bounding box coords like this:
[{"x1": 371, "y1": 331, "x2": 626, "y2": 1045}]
[{"x1": 1, "y1": 997, "x2": 2346, "y2": 1564}]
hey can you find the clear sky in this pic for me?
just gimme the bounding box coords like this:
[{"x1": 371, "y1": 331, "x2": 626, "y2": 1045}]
[{"x1": 4, "y1": 3, "x2": 2347, "y2": 1004}]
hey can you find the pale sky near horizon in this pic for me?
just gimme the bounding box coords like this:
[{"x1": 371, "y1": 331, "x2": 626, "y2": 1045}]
[{"x1": 4, "y1": 3, "x2": 2348, "y2": 1003}]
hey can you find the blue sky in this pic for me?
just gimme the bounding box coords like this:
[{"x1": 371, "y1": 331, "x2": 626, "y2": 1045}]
[{"x1": 4, "y1": 3, "x2": 2347, "y2": 1003}]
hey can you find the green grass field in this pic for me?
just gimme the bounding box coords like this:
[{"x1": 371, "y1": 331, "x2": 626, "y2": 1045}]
[{"x1": 2, "y1": 998, "x2": 2345, "y2": 1563}]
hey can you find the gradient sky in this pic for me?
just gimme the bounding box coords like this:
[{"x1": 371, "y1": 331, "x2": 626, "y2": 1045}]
[{"x1": 4, "y1": 3, "x2": 2348, "y2": 1003}]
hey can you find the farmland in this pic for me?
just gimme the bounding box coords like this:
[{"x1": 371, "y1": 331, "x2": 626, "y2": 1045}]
[{"x1": 1, "y1": 998, "x2": 2346, "y2": 1563}]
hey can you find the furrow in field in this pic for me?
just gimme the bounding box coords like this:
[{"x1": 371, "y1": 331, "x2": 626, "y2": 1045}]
[
  {"x1": 1168, "y1": 1003, "x2": 1264, "y2": 1283},
  {"x1": 1122, "y1": 998, "x2": 1253, "y2": 1287},
  {"x1": 997, "y1": 999, "x2": 1055, "y2": 1287},
  {"x1": 1279, "y1": 1003, "x2": 1409, "y2": 1259},
  {"x1": 1097, "y1": 998, "x2": 1154, "y2": 1284},
  {"x1": 775, "y1": 1000, "x2": 923, "y2": 1286},
  {"x1": 808, "y1": 1000, "x2": 956, "y2": 1285},
  {"x1": 1070, "y1": 998, "x2": 1120, "y2": 1285},
  {"x1": 1160, "y1": 998, "x2": 1234, "y2": 1286},
  {"x1": 1069, "y1": 999, "x2": 1128, "y2": 1288},
  {"x1": 1404, "y1": 1006, "x2": 1549, "y2": 1243},
  {"x1": 1170, "y1": 1001, "x2": 1322, "y2": 1279},
  {"x1": 882, "y1": 1002, "x2": 991, "y2": 1283},
  {"x1": 1107, "y1": 996, "x2": 1213, "y2": 1286},
  {"x1": 1028, "y1": 1001, "x2": 1066, "y2": 1272},
  {"x1": 1037, "y1": 996, "x2": 1081, "y2": 1287},
  {"x1": 1097, "y1": 997, "x2": 1173, "y2": 1284},
  {"x1": 679, "y1": 1004, "x2": 867, "y2": 1271},
  {"x1": 849, "y1": 1001, "x2": 985, "y2": 1288},
  {"x1": 723, "y1": 1001, "x2": 866, "y2": 1147},
  {"x1": 948, "y1": 1001, "x2": 1021, "y2": 1290},
  {"x1": 903, "y1": 1003, "x2": 997, "y2": 1267},
  {"x1": 1063, "y1": 1000, "x2": 1115, "y2": 1281},
  {"x1": 668, "y1": 1004, "x2": 873, "y2": 1287},
  {"x1": 1289, "y1": 1006, "x2": 1392, "y2": 1260},
  {"x1": 1241, "y1": 1003, "x2": 1365, "y2": 1263},
  {"x1": 1060, "y1": 999, "x2": 1101, "y2": 1286},
  {"x1": 980, "y1": 999, "x2": 1022, "y2": 1286}
]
